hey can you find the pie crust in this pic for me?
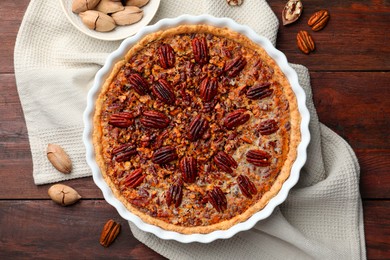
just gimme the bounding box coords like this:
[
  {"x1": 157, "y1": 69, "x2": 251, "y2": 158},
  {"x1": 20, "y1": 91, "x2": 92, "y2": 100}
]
[{"x1": 93, "y1": 24, "x2": 301, "y2": 234}]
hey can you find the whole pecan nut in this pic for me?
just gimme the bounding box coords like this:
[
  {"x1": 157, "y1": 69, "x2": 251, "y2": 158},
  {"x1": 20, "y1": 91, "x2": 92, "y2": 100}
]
[
  {"x1": 199, "y1": 77, "x2": 218, "y2": 102},
  {"x1": 297, "y1": 30, "x2": 315, "y2": 54},
  {"x1": 180, "y1": 156, "x2": 198, "y2": 183},
  {"x1": 258, "y1": 119, "x2": 279, "y2": 135},
  {"x1": 282, "y1": 0, "x2": 303, "y2": 26},
  {"x1": 237, "y1": 175, "x2": 257, "y2": 199},
  {"x1": 226, "y1": 0, "x2": 243, "y2": 6},
  {"x1": 126, "y1": 73, "x2": 150, "y2": 95},
  {"x1": 188, "y1": 115, "x2": 209, "y2": 141},
  {"x1": 223, "y1": 109, "x2": 250, "y2": 129},
  {"x1": 192, "y1": 37, "x2": 209, "y2": 64},
  {"x1": 224, "y1": 55, "x2": 247, "y2": 77},
  {"x1": 246, "y1": 150, "x2": 271, "y2": 167},
  {"x1": 112, "y1": 143, "x2": 137, "y2": 162},
  {"x1": 308, "y1": 10, "x2": 330, "y2": 31},
  {"x1": 214, "y1": 151, "x2": 238, "y2": 174},
  {"x1": 246, "y1": 82, "x2": 273, "y2": 100},
  {"x1": 166, "y1": 179, "x2": 183, "y2": 207},
  {"x1": 152, "y1": 146, "x2": 178, "y2": 164},
  {"x1": 152, "y1": 79, "x2": 176, "y2": 105},
  {"x1": 121, "y1": 168, "x2": 145, "y2": 188},
  {"x1": 207, "y1": 187, "x2": 227, "y2": 213},
  {"x1": 99, "y1": 219, "x2": 121, "y2": 247},
  {"x1": 108, "y1": 112, "x2": 134, "y2": 128},
  {"x1": 140, "y1": 110, "x2": 170, "y2": 129},
  {"x1": 158, "y1": 43, "x2": 175, "y2": 69}
]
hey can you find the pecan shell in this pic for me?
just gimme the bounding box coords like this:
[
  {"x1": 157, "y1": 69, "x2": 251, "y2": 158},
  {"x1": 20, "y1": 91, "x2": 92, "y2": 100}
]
[
  {"x1": 122, "y1": 168, "x2": 145, "y2": 188},
  {"x1": 112, "y1": 143, "x2": 137, "y2": 162},
  {"x1": 152, "y1": 146, "x2": 178, "y2": 164},
  {"x1": 140, "y1": 110, "x2": 170, "y2": 129},
  {"x1": 166, "y1": 179, "x2": 183, "y2": 207},
  {"x1": 282, "y1": 0, "x2": 303, "y2": 26},
  {"x1": 199, "y1": 77, "x2": 218, "y2": 102},
  {"x1": 224, "y1": 55, "x2": 247, "y2": 77},
  {"x1": 308, "y1": 10, "x2": 330, "y2": 31},
  {"x1": 126, "y1": 73, "x2": 150, "y2": 95},
  {"x1": 158, "y1": 43, "x2": 175, "y2": 69},
  {"x1": 207, "y1": 187, "x2": 227, "y2": 213},
  {"x1": 258, "y1": 119, "x2": 279, "y2": 135},
  {"x1": 99, "y1": 219, "x2": 121, "y2": 247},
  {"x1": 223, "y1": 109, "x2": 250, "y2": 129},
  {"x1": 246, "y1": 82, "x2": 273, "y2": 100},
  {"x1": 297, "y1": 30, "x2": 315, "y2": 54},
  {"x1": 192, "y1": 37, "x2": 209, "y2": 64},
  {"x1": 188, "y1": 115, "x2": 209, "y2": 141},
  {"x1": 180, "y1": 156, "x2": 198, "y2": 183},
  {"x1": 237, "y1": 175, "x2": 257, "y2": 199},
  {"x1": 246, "y1": 150, "x2": 271, "y2": 167},
  {"x1": 108, "y1": 112, "x2": 134, "y2": 128},
  {"x1": 214, "y1": 151, "x2": 238, "y2": 174},
  {"x1": 152, "y1": 79, "x2": 176, "y2": 105}
]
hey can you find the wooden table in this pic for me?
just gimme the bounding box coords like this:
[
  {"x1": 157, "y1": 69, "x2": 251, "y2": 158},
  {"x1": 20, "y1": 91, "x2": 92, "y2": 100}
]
[{"x1": 1, "y1": 0, "x2": 389, "y2": 259}]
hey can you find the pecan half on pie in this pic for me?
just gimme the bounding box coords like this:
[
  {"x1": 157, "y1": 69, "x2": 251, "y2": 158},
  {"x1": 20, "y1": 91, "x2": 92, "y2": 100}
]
[{"x1": 93, "y1": 25, "x2": 301, "y2": 234}]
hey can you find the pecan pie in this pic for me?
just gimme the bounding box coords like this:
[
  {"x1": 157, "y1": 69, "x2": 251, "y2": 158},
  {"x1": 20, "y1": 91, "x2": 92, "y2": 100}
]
[{"x1": 93, "y1": 24, "x2": 301, "y2": 234}]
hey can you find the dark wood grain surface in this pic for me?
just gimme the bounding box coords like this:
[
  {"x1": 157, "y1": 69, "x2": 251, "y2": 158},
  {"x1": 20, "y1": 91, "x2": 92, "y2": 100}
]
[{"x1": 1, "y1": 0, "x2": 389, "y2": 259}]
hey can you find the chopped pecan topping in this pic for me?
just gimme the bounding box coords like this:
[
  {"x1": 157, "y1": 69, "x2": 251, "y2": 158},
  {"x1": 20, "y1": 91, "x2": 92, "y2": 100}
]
[
  {"x1": 207, "y1": 187, "x2": 227, "y2": 213},
  {"x1": 122, "y1": 168, "x2": 145, "y2": 188},
  {"x1": 192, "y1": 37, "x2": 209, "y2": 64},
  {"x1": 158, "y1": 43, "x2": 175, "y2": 69},
  {"x1": 237, "y1": 175, "x2": 257, "y2": 199},
  {"x1": 112, "y1": 143, "x2": 137, "y2": 162},
  {"x1": 223, "y1": 109, "x2": 250, "y2": 130},
  {"x1": 108, "y1": 112, "x2": 134, "y2": 128},
  {"x1": 199, "y1": 77, "x2": 218, "y2": 102},
  {"x1": 166, "y1": 179, "x2": 183, "y2": 207},
  {"x1": 152, "y1": 79, "x2": 176, "y2": 105},
  {"x1": 246, "y1": 150, "x2": 271, "y2": 167},
  {"x1": 246, "y1": 82, "x2": 273, "y2": 100},
  {"x1": 152, "y1": 146, "x2": 178, "y2": 164},
  {"x1": 224, "y1": 55, "x2": 247, "y2": 77},
  {"x1": 214, "y1": 151, "x2": 238, "y2": 174},
  {"x1": 188, "y1": 115, "x2": 209, "y2": 141},
  {"x1": 180, "y1": 156, "x2": 198, "y2": 183},
  {"x1": 140, "y1": 110, "x2": 170, "y2": 129},
  {"x1": 126, "y1": 73, "x2": 150, "y2": 95},
  {"x1": 258, "y1": 119, "x2": 279, "y2": 135}
]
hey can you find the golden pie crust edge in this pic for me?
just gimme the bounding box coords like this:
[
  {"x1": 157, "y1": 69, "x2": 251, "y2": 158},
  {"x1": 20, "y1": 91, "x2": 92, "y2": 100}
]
[{"x1": 93, "y1": 24, "x2": 301, "y2": 234}]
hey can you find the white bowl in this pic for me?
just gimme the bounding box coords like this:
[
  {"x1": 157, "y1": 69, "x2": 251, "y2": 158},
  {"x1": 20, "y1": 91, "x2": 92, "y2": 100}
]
[
  {"x1": 83, "y1": 15, "x2": 310, "y2": 243},
  {"x1": 59, "y1": 0, "x2": 161, "y2": 41}
]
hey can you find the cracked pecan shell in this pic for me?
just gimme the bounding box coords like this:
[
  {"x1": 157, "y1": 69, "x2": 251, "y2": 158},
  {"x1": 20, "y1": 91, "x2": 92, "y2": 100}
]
[
  {"x1": 152, "y1": 146, "x2": 178, "y2": 164},
  {"x1": 246, "y1": 150, "x2": 271, "y2": 167}
]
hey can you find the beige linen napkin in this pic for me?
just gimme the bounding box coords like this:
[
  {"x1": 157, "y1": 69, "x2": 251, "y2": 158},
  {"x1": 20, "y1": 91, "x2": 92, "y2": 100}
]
[{"x1": 14, "y1": 0, "x2": 366, "y2": 259}]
